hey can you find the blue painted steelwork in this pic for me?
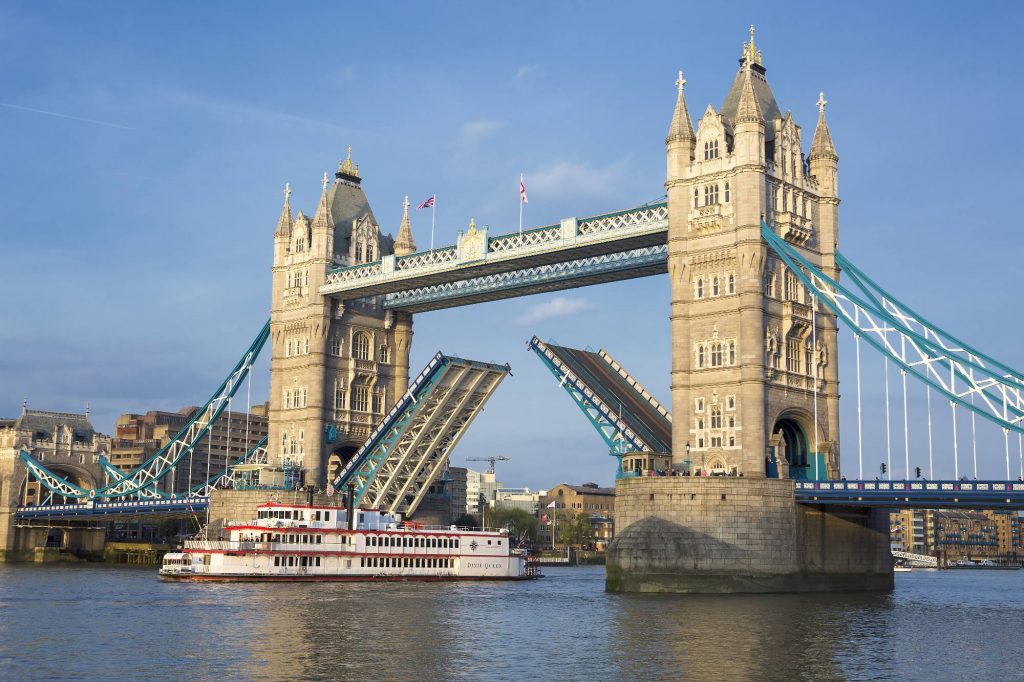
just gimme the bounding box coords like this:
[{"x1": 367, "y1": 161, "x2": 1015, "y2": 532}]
[
  {"x1": 332, "y1": 352, "x2": 449, "y2": 499},
  {"x1": 795, "y1": 480, "x2": 1024, "y2": 509},
  {"x1": 383, "y1": 246, "x2": 667, "y2": 312},
  {"x1": 15, "y1": 498, "x2": 209, "y2": 519},
  {"x1": 761, "y1": 223, "x2": 1024, "y2": 436},
  {"x1": 22, "y1": 320, "x2": 270, "y2": 501}
]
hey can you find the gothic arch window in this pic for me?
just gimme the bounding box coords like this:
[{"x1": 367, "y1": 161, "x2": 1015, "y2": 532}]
[
  {"x1": 711, "y1": 184, "x2": 719, "y2": 204},
  {"x1": 710, "y1": 406, "x2": 722, "y2": 430},
  {"x1": 693, "y1": 188, "x2": 699, "y2": 208},
  {"x1": 331, "y1": 336, "x2": 343, "y2": 356},
  {"x1": 378, "y1": 345, "x2": 390, "y2": 363},
  {"x1": 356, "y1": 244, "x2": 363, "y2": 262},
  {"x1": 352, "y1": 384, "x2": 369, "y2": 412},
  {"x1": 712, "y1": 276, "x2": 720, "y2": 297},
  {"x1": 711, "y1": 343, "x2": 723, "y2": 367},
  {"x1": 727, "y1": 273, "x2": 736, "y2": 294},
  {"x1": 366, "y1": 245, "x2": 375, "y2": 262},
  {"x1": 352, "y1": 332, "x2": 371, "y2": 361},
  {"x1": 729, "y1": 340, "x2": 736, "y2": 365},
  {"x1": 724, "y1": 181, "x2": 730, "y2": 203},
  {"x1": 695, "y1": 278, "x2": 704, "y2": 299},
  {"x1": 334, "y1": 382, "x2": 346, "y2": 410},
  {"x1": 294, "y1": 236, "x2": 305, "y2": 253},
  {"x1": 697, "y1": 345, "x2": 706, "y2": 369}
]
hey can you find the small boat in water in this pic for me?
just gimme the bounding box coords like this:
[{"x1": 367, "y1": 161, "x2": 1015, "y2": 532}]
[
  {"x1": 894, "y1": 565, "x2": 912, "y2": 573},
  {"x1": 160, "y1": 501, "x2": 540, "y2": 582}
]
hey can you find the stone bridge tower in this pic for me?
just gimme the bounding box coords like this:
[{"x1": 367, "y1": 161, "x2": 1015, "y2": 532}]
[
  {"x1": 666, "y1": 27, "x2": 841, "y2": 480},
  {"x1": 268, "y1": 150, "x2": 415, "y2": 487},
  {"x1": 608, "y1": 28, "x2": 891, "y2": 593}
]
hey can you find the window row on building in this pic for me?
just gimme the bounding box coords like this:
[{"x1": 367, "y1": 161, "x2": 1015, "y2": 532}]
[
  {"x1": 283, "y1": 387, "x2": 308, "y2": 409},
  {"x1": 280, "y1": 429, "x2": 304, "y2": 456},
  {"x1": 333, "y1": 382, "x2": 384, "y2": 414},
  {"x1": 329, "y1": 331, "x2": 390, "y2": 363},
  {"x1": 695, "y1": 272, "x2": 736, "y2": 299},
  {"x1": 693, "y1": 181, "x2": 731, "y2": 207},
  {"x1": 285, "y1": 269, "x2": 308, "y2": 291},
  {"x1": 285, "y1": 337, "x2": 310, "y2": 357},
  {"x1": 694, "y1": 339, "x2": 737, "y2": 369}
]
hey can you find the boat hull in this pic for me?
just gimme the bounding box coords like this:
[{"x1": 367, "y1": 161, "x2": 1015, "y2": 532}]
[{"x1": 159, "y1": 572, "x2": 537, "y2": 583}]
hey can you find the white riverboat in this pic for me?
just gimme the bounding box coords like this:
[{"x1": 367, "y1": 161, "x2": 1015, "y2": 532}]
[{"x1": 159, "y1": 501, "x2": 540, "y2": 582}]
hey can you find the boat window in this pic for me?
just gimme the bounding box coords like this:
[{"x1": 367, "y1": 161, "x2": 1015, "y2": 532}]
[
  {"x1": 325, "y1": 512, "x2": 330, "y2": 521},
  {"x1": 498, "y1": 540, "x2": 501, "y2": 545},
  {"x1": 487, "y1": 540, "x2": 492, "y2": 545},
  {"x1": 360, "y1": 557, "x2": 365, "y2": 567},
  {"x1": 454, "y1": 539, "x2": 459, "y2": 548},
  {"x1": 315, "y1": 511, "x2": 320, "y2": 521},
  {"x1": 316, "y1": 536, "x2": 322, "y2": 544},
  {"x1": 315, "y1": 557, "x2": 321, "y2": 567}
]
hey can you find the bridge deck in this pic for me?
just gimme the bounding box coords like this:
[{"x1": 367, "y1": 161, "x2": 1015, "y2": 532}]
[
  {"x1": 320, "y1": 203, "x2": 668, "y2": 307},
  {"x1": 530, "y1": 337, "x2": 671, "y2": 454},
  {"x1": 795, "y1": 480, "x2": 1024, "y2": 509},
  {"x1": 16, "y1": 498, "x2": 209, "y2": 519}
]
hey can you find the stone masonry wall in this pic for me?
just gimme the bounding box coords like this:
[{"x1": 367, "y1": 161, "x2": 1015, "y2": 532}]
[{"x1": 607, "y1": 477, "x2": 892, "y2": 593}]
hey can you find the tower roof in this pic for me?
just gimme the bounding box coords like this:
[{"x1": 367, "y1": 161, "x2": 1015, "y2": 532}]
[
  {"x1": 720, "y1": 26, "x2": 781, "y2": 139},
  {"x1": 809, "y1": 92, "x2": 838, "y2": 160},
  {"x1": 326, "y1": 147, "x2": 394, "y2": 260},
  {"x1": 734, "y1": 64, "x2": 764, "y2": 124},
  {"x1": 275, "y1": 183, "x2": 292, "y2": 237},
  {"x1": 312, "y1": 172, "x2": 334, "y2": 233},
  {"x1": 394, "y1": 196, "x2": 416, "y2": 256},
  {"x1": 667, "y1": 70, "x2": 695, "y2": 142}
]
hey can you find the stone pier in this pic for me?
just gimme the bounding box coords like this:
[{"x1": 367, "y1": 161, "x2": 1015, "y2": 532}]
[{"x1": 607, "y1": 478, "x2": 892, "y2": 593}]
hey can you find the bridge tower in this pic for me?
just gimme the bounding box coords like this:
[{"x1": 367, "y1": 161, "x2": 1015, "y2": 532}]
[
  {"x1": 268, "y1": 150, "x2": 415, "y2": 487},
  {"x1": 666, "y1": 28, "x2": 841, "y2": 480},
  {"x1": 608, "y1": 28, "x2": 891, "y2": 593}
]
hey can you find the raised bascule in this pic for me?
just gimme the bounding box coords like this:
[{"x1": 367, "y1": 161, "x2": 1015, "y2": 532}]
[{"x1": 7, "y1": 27, "x2": 1024, "y2": 590}]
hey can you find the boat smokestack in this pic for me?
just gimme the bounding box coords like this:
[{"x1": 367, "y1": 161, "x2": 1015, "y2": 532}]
[{"x1": 347, "y1": 483, "x2": 356, "y2": 531}]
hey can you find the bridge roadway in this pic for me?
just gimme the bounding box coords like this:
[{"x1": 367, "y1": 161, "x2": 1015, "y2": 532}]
[
  {"x1": 795, "y1": 480, "x2": 1024, "y2": 509},
  {"x1": 320, "y1": 202, "x2": 668, "y2": 311},
  {"x1": 529, "y1": 336, "x2": 671, "y2": 455},
  {"x1": 15, "y1": 498, "x2": 209, "y2": 519}
]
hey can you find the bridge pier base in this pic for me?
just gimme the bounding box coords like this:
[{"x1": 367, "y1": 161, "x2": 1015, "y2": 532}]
[{"x1": 607, "y1": 478, "x2": 893, "y2": 593}]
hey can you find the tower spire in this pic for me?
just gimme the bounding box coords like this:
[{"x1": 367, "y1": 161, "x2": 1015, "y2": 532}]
[
  {"x1": 311, "y1": 172, "x2": 334, "y2": 232},
  {"x1": 394, "y1": 195, "x2": 416, "y2": 256},
  {"x1": 336, "y1": 145, "x2": 361, "y2": 182},
  {"x1": 735, "y1": 62, "x2": 763, "y2": 124},
  {"x1": 275, "y1": 182, "x2": 293, "y2": 237},
  {"x1": 666, "y1": 69, "x2": 695, "y2": 142},
  {"x1": 809, "y1": 91, "x2": 838, "y2": 160},
  {"x1": 742, "y1": 23, "x2": 763, "y2": 66}
]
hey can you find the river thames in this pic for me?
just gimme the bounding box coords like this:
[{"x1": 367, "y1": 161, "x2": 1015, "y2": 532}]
[{"x1": 0, "y1": 564, "x2": 1020, "y2": 681}]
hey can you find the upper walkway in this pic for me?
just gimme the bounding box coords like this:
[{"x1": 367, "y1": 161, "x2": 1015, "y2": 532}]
[
  {"x1": 795, "y1": 479, "x2": 1024, "y2": 509},
  {"x1": 320, "y1": 202, "x2": 668, "y2": 311},
  {"x1": 16, "y1": 497, "x2": 209, "y2": 519}
]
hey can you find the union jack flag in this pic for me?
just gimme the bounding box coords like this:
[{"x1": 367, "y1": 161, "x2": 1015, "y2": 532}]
[
  {"x1": 519, "y1": 175, "x2": 528, "y2": 204},
  {"x1": 417, "y1": 196, "x2": 435, "y2": 209}
]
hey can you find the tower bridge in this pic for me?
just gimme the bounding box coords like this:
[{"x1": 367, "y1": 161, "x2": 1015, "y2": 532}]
[{"x1": 8, "y1": 27, "x2": 1024, "y2": 589}]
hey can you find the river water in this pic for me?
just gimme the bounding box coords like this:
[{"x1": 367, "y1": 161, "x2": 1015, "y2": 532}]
[{"x1": 0, "y1": 564, "x2": 1020, "y2": 681}]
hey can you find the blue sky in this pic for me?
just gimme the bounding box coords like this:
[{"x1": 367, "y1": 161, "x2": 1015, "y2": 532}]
[{"x1": 2, "y1": 2, "x2": 1023, "y2": 488}]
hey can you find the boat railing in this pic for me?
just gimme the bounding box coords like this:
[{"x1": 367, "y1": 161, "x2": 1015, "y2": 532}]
[{"x1": 184, "y1": 540, "x2": 259, "y2": 551}]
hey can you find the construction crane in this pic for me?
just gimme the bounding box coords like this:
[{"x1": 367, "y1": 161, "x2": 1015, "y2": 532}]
[{"x1": 466, "y1": 455, "x2": 510, "y2": 475}]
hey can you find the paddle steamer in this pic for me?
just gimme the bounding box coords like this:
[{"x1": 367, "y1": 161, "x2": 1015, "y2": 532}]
[{"x1": 160, "y1": 501, "x2": 539, "y2": 582}]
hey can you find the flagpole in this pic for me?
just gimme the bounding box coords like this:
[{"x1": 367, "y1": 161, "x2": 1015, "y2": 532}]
[
  {"x1": 519, "y1": 173, "x2": 524, "y2": 235},
  {"x1": 431, "y1": 195, "x2": 436, "y2": 250}
]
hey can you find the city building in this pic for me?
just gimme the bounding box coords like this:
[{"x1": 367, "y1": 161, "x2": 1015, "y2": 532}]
[
  {"x1": 540, "y1": 483, "x2": 616, "y2": 546},
  {"x1": 890, "y1": 509, "x2": 1023, "y2": 560},
  {"x1": 448, "y1": 466, "x2": 468, "y2": 518},
  {"x1": 109, "y1": 403, "x2": 268, "y2": 493},
  {"x1": 465, "y1": 468, "x2": 501, "y2": 516},
  {"x1": 0, "y1": 405, "x2": 111, "y2": 506},
  {"x1": 492, "y1": 488, "x2": 543, "y2": 515}
]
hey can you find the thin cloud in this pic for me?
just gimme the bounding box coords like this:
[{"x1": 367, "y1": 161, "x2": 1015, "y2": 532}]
[
  {"x1": 517, "y1": 296, "x2": 596, "y2": 325},
  {"x1": 454, "y1": 119, "x2": 504, "y2": 162},
  {"x1": 0, "y1": 102, "x2": 133, "y2": 130},
  {"x1": 513, "y1": 64, "x2": 543, "y2": 82},
  {"x1": 527, "y1": 158, "x2": 632, "y2": 201}
]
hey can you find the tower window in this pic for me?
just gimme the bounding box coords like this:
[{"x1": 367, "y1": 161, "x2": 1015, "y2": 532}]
[
  {"x1": 711, "y1": 343, "x2": 723, "y2": 367},
  {"x1": 729, "y1": 340, "x2": 736, "y2": 365},
  {"x1": 352, "y1": 333, "x2": 371, "y2": 361},
  {"x1": 352, "y1": 386, "x2": 369, "y2": 412},
  {"x1": 704, "y1": 139, "x2": 719, "y2": 160},
  {"x1": 712, "y1": 276, "x2": 720, "y2": 297},
  {"x1": 727, "y1": 273, "x2": 736, "y2": 294},
  {"x1": 724, "y1": 181, "x2": 730, "y2": 203},
  {"x1": 693, "y1": 188, "x2": 699, "y2": 209},
  {"x1": 710, "y1": 406, "x2": 722, "y2": 430},
  {"x1": 787, "y1": 339, "x2": 801, "y2": 372},
  {"x1": 697, "y1": 345, "x2": 705, "y2": 369},
  {"x1": 695, "y1": 278, "x2": 704, "y2": 299},
  {"x1": 726, "y1": 395, "x2": 735, "y2": 410},
  {"x1": 331, "y1": 336, "x2": 342, "y2": 356},
  {"x1": 334, "y1": 384, "x2": 346, "y2": 410},
  {"x1": 696, "y1": 397, "x2": 705, "y2": 413}
]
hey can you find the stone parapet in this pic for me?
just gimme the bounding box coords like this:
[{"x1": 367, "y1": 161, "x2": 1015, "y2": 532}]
[{"x1": 607, "y1": 477, "x2": 892, "y2": 593}]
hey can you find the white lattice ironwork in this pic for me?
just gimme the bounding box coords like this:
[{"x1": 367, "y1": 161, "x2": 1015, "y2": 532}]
[
  {"x1": 396, "y1": 246, "x2": 458, "y2": 271},
  {"x1": 383, "y1": 245, "x2": 667, "y2": 310},
  {"x1": 578, "y1": 204, "x2": 669, "y2": 236},
  {"x1": 488, "y1": 225, "x2": 561, "y2": 252},
  {"x1": 323, "y1": 261, "x2": 383, "y2": 286}
]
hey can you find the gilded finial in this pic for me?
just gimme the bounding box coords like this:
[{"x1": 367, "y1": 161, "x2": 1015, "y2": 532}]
[
  {"x1": 676, "y1": 70, "x2": 686, "y2": 96},
  {"x1": 743, "y1": 24, "x2": 763, "y2": 66},
  {"x1": 469, "y1": 217, "x2": 476, "y2": 234},
  {"x1": 337, "y1": 145, "x2": 360, "y2": 178},
  {"x1": 816, "y1": 91, "x2": 828, "y2": 115}
]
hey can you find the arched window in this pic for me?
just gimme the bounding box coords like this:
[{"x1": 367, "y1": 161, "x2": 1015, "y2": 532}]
[
  {"x1": 729, "y1": 341, "x2": 736, "y2": 365},
  {"x1": 710, "y1": 183, "x2": 719, "y2": 204},
  {"x1": 712, "y1": 276, "x2": 720, "y2": 296},
  {"x1": 696, "y1": 278, "x2": 704, "y2": 299},
  {"x1": 727, "y1": 273, "x2": 736, "y2": 294},
  {"x1": 331, "y1": 336, "x2": 342, "y2": 356},
  {"x1": 697, "y1": 345, "x2": 705, "y2": 368},
  {"x1": 711, "y1": 343, "x2": 723, "y2": 367},
  {"x1": 703, "y1": 141, "x2": 709, "y2": 160},
  {"x1": 710, "y1": 406, "x2": 722, "y2": 430},
  {"x1": 724, "y1": 181, "x2": 730, "y2": 202},
  {"x1": 355, "y1": 244, "x2": 363, "y2": 262},
  {"x1": 352, "y1": 333, "x2": 371, "y2": 360},
  {"x1": 693, "y1": 188, "x2": 699, "y2": 208}
]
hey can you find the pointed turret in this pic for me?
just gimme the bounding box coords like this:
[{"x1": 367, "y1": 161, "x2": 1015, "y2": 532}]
[
  {"x1": 394, "y1": 196, "x2": 416, "y2": 256},
  {"x1": 735, "y1": 64, "x2": 763, "y2": 124},
  {"x1": 275, "y1": 183, "x2": 293, "y2": 237},
  {"x1": 809, "y1": 92, "x2": 838, "y2": 161},
  {"x1": 311, "y1": 172, "x2": 334, "y2": 257},
  {"x1": 667, "y1": 70, "x2": 694, "y2": 142}
]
